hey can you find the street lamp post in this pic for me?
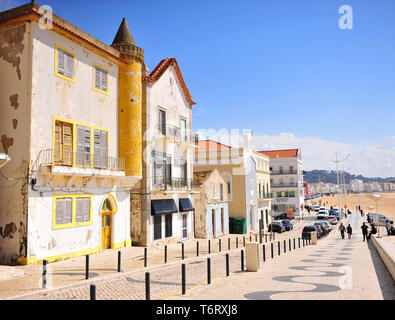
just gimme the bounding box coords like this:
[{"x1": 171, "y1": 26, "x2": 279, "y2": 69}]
[{"x1": 370, "y1": 194, "x2": 382, "y2": 238}]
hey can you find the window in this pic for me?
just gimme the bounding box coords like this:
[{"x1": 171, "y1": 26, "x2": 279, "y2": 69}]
[
  {"x1": 227, "y1": 182, "x2": 231, "y2": 194},
  {"x1": 154, "y1": 153, "x2": 172, "y2": 184},
  {"x1": 55, "y1": 197, "x2": 72, "y2": 226},
  {"x1": 220, "y1": 183, "x2": 224, "y2": 201},
  {"x1": 165, "y1": 214, "x2": 173, "y2": 238},
  {"x1": 54, "y1": 121, "x2": 73, "y2": 166},
  {"x1": 76, "y1": 197, "x2": 91, "y2": 223},
  {"x1": 154, "y1": 215, "x2": 162, "y2": 240},
  {"x1": 53, "y1": 195, "x2": 92, "y2": 229},
  {"x1": 180, "y1": 158, "x2": 187, "y2": 182},
  {"x1": 76, "y1": 125, "x2": 91, "y2": 167},
  {"x1": 94, "y1": 129, "x2": 108, "y2": 169},
  {"x1": 53, "y1": 118, "x2": 109, "y2": 169},
  {"x1": 55, "y1": 45, "x2": 75, "y2": 81},
  {"x1": 93, "y1": 64, "x2": 108, "y2": 94},
  {"x1": 159, "y1": 110, "x2": 166, "y2": 135},
  {"x1": 180, "y1": 118, "x2": 187, "y2": 142}
]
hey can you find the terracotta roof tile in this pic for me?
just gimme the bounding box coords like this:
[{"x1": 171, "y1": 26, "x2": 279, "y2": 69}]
[
  {"x1": 143, "y1": 58, "x2": 196, "y2": 105},
  {"x1": 258, "y1": 149, "x2": 298, "y2": 159},
  {"x1": 196, "y1": 140, "x2": 232, "y2": 151}
]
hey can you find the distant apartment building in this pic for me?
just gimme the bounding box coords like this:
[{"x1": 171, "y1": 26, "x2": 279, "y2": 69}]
[
  {"x1": 253, "y1": 151, "x2": 272, "y2": 229},
  {"x1": 132, "y1": 58, "x2": 198, "y2": 246},
  {"x1": 258, "y1": 149, "x2": 305, "y2": 217},
  {"x1": 350, "y1": 179, "x2": 364, "y2": 193},
  {"x1": 364, "y1": 182, "x2": 382, "y2": 193},
  {"x1": 194, "y1": 132, "x2": 259, "y2": 233},
  {"x1": 0, "y1": 3, "x2": 143, "y2": 264}
]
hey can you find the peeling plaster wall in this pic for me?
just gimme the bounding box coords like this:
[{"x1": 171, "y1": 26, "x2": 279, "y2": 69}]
[
  {"x1": 0, "y1": 22, "x2": 31, "y2": 265},
  {"x1": 27, "y1": 189, "x2": 130, "y2": 260},
  {"x1": 24, "y1": 22, "x2": 130, "y2": 262}
]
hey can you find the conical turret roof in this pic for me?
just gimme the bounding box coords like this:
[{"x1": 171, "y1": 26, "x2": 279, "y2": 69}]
[{"x1": 112, "y1": 18, "x2": 135, "y2": 47}]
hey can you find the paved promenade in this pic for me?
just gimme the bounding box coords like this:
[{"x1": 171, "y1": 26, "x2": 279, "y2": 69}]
[
  {"x1": 4, "y1": 218, "x2": 310, "y2": 300},
  {"x1": 3, "y1": 213, "x2": 394, "y2": 300},
  {"x1": 169, "y1": 212, "x2": 395, "y2": 300}
]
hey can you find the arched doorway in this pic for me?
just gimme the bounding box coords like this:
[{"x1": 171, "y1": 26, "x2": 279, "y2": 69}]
[{"x1": 100, "y1": 194, "x2": 117, "y2": 250}]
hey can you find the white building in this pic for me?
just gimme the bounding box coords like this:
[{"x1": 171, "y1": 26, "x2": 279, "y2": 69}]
[
  {"x1": 350, "y1": 179, "x2": 364, "y2": 193},
  {"x1": 0, "y1": 3, "x2": 141, "y2": 264},
  {"x1": 258, "y1": 149, "x2": 305, "y2": 217},
  {"x1": 134, "y1": 58, "x2": 198, "y2": 246}
]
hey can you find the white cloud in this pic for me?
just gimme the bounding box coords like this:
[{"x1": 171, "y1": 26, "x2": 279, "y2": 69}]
[{"x1": 252, "y1": 132, "x2": 395, "y2": 178}]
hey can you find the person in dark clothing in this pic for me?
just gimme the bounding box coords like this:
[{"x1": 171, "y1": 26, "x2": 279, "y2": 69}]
[
  {"x1": 368, "y1": 224, "x2": 377, "y2": 240},
  {"x1": 361, "y1": 223, "x2": 369, "y2": 242},
  {"x1": 346, "y1": 224, "x2": 352, "y2": 239},
  {"x1": 360, "y1": 209, "x2": 364, "y2": 217},
  {"x1": 339, "y1": 223, "x2": 346, "y2": 239}
]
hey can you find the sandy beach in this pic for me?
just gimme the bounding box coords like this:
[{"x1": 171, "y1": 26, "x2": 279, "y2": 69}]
[{"x1": 308, "y1": 192, "x2": 395, "y2": 221}]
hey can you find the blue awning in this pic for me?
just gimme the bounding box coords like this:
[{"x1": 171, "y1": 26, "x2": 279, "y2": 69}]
[
  {"x1": 179, "y1": 198, "x2": 194, "y2": 212},
  {"x1": 151, "y1": 199, "x2": 178, "y2": 216}
]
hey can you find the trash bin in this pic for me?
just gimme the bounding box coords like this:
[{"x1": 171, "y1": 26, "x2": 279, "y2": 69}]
[
  {"x1": 246, "y1": 243, "x2": 260, "y2": 271},
  {"x1": 311, "y1": 231, "x2": 317, "y2": 245},
  {"x1": 233, "y1": 217, "x2": 246, "y2": 234}
]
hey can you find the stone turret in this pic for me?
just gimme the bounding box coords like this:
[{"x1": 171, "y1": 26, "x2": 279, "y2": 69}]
[{"x1": 113, "y1": 18, "x2": 144, "y2": 177}]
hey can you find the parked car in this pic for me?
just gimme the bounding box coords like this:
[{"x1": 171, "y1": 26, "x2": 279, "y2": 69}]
[
  {"x1": 274, "y1": 212, "x2": 287, "y2": 220},
  {"x1": 314, "y1": 222, "x2": 328, "y2": 236},
  {"x1": 367, "y1": 212, "x2": 389, "y2": 226},
  {"x1": 281, "y1": 219, "x2": 293, "y2": 231},
  {"x1": 328, "y1": 215, "x2": 338, "y2": 225},
  {"x1": 321, "y1": 221, "x2": 333, "y2": 232},
  {"x1": 317, "y1": 210, "x2": 329, "y2": 220},
  {"x1": 302, "y1": 225, "x2": 318, "y2": 239},
  {"x1": 312, "y1": 205, "x2": 320, "y2": 212},
  {"x1": 268, "y1": 222, "x2": 285, "y2": 233},
  {"x1": 274, "y1": 212, "x2": 294, "y2": 220}
]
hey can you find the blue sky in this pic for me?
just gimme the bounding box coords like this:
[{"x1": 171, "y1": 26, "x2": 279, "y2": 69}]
[{"x1": 1, "y1": 0, "x2": 394, "y2": 177}]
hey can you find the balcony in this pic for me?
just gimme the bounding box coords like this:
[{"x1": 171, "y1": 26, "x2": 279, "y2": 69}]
[
  {"x1": 157, "y1": 125, "x2": 199, "y2": 145},
  {"x1": 271, "y1": 183, "x2": 298, "y2": 188},
  {"x1": 33, "y1": 149, "x2": 125, "y2": 178},
  {"x1": 270, "y1": 170, "x2": 298, "y2": 175},
  {"x1": 258, "y1": 192, "x2": 273, "y2": 199},
  {"x1": 152, "y1": 177, "x2": 200, "y2": 192}
]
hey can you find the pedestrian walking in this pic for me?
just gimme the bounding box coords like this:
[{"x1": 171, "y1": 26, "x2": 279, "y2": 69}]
[
  {"x1": 368, "y1": 224, "x2": 377, "y2": 240},
  {"x1": 346, "y1": 224, "x2": 352, "y2": 239},
  {"x1": 339, "y1": 223, "x2": 346, "y2": 239},
  {"x1": 361, "y1": 223, "x2": 369, "y2": 242},
  {"x1": 386, "y1": 220, "x2": 392, "y2": 236}
]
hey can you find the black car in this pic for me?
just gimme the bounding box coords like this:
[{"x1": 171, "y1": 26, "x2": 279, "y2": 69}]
[
  {"x1": 268, "y1": 222, "x2": 285, "y2": 233},
  {"x1": 281, "y1": 219, "x2": 293, "y2": 231},
  {"x1": 302, "y1": 225, "x2": 317, "y2": 239},
  {"x1": 274, "y1": 213, "x2": 288, "y2": 220},
  {"x1": 274, "y1": 212, "x2": 294, "y2": 220}
]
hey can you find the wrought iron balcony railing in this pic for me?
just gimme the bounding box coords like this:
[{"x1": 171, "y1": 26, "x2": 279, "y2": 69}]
[
  {"x1": 153, "y1": 177, "x2": 200, "y2": 191},
  {"x1": 271, "y1": 183, "x2": 298, "y2": 188},
  {"x1": 157, "y1": 125, "x2": 199, "y2": 144},
  {"x1": 258, "y1": 192, "x2": 273, "y2": 199},
  {"x1": 39, "y1": 149, "x2": 125, "y2": 171},
  {"x1": 270, "y1": 170, "x2": 298, "y2": 175}
]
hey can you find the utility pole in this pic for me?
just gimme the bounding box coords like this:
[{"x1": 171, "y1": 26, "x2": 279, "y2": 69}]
[{"x1": 331, "y1": 152, "x2": 350, "y2": 217}]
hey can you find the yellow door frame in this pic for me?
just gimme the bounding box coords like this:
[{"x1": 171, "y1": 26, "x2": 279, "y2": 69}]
[{"x1": 100, "y1": 194, "x2": 118, "y2": 250}]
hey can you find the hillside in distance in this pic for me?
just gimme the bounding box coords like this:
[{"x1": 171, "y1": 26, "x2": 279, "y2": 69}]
[{"x1": 304, "y1": 170, "x2": 394, "y2": 184}]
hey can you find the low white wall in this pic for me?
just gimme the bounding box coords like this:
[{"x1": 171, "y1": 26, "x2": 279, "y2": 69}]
[{"x1": 371, "y1": 236, "x2": 395, "y2": 280}]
